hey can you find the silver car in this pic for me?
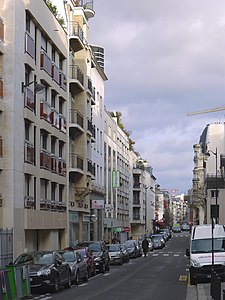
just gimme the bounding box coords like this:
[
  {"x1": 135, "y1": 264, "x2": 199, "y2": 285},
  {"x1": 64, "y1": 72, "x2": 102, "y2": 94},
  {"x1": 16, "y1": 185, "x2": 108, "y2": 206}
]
[
  {"x1": 60, "y1": 250, "x2": 88, "y2": 284},
  {"x1": 107, "y1": 244, "x2": 124, "y2": 265}
]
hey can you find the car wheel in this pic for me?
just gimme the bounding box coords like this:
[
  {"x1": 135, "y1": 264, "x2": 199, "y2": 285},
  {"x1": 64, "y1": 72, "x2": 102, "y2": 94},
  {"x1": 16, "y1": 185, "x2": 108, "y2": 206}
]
[
  {"x1": 75, "y1": 271, "x2": 80, "y2": 285},
  {"x1": 190, "y1": 274, "x2": 197, "y2": 285},
  {"x1": 64, "y1": 272, "x2": 71, "y2": 289},
  {"x1": 53, "y1": 275, "x2": 60, "y2": 292}
]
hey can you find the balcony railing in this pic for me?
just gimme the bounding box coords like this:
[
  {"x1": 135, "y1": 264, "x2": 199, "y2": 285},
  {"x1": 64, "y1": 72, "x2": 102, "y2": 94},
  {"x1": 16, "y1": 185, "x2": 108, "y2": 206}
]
[
  {"x1": 69, "y1": 154, "x2": 84, "y2": 171},
  {"x1": 51, "y1": 154, "x2": 58, "y2": 173},
  {"x1": 24, "y1": 140, "x2": 35, "y2": 164},
  {"x1": 58, "y1": 158, "x2": 66, "y2": 176},
  {"x1": 40, "y1": 149, "x2": 51, "y2": 170},
  {"x1": 24, "y1": 196, "x2": 35, "y2": 209},
  {"x1": 70, "y1": 65, "x2": 84, "y2": 86},
  {"x1": 69, "y1": 21, "x2": 84, "y2": 42},
  {"x1": 59, "y1": 71, "x2": 67, "y2": 91},
  {"x1": 52, "y1": 62, "x2": 60, "y2": 84},
  {"x1": 87, "y1": 158, "x2": 95, "y2": 176},
  {"x1": 51, "y1": 108, "x2": 60, "y2": 129},
  {"x1": 40, "y1": 199, "x2": 66, "y2": 212},
  {"x1": 59, "y1": 114, "x2": 67, "y2": 133},
  {"x1": 0, "y1": 18, "x2": 4, "y2": 41},
  {"x1": 0, "y1": 136, "x2": 2, "y2": 157},
  {"x1": 40, "y1": 50, "x2": 52, "y2": 76},
  {"x1": 24, "y1": 87, "x2": 34, "y2": 111},
  {"x1": 0, "y1": 78, "x2": 3, "y2": 99},
  {"x1": 70, "y1": 109, "x2": 84, "y2": 128},
  {"x1": 25, "y1": 31, "x2": 35, "y2": 59},
  {"x1": 133, "y1": 183, "x2": 141, "y2": 189},
  {"x1": 40, "y1": 100, "x2": 52, "y2": 123}
]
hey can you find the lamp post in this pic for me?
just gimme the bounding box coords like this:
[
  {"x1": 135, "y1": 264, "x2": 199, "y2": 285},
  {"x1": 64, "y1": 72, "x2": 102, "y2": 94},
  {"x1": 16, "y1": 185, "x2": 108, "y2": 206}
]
[{"x1": 205, "y1": 148, "x2": 218, "y2": 224}]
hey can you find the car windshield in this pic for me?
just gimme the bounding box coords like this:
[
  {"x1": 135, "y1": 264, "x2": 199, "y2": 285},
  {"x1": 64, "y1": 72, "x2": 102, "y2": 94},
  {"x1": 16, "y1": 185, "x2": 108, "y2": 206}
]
[
  {"x1": 192, "y1": 238, "x2": 225, "y2": 253},
  {"x1": 123, "y1": 241, "x2": 134, "y2": 248},
  {"x1": 152, "y1": 236, "x2": 161, "y2": 242},
  {"x1": 108, "y1": 244, "x2": 120, "y2": 252},
  {"x1": 15, "y1": 252, "x2": 54, "y2": 265},
  {"x1": 62, "y1": 251, "x2": 75, "y2": 262},
  {"x1": 89, "y1": 243, "x2": 101, "y2": 252}
]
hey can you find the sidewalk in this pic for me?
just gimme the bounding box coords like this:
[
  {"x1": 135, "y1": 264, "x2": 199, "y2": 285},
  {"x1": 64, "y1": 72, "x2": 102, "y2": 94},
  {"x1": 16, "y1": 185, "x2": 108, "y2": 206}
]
[{"x1": 186, "y1": 282, "x2": 225, "y2": 300}]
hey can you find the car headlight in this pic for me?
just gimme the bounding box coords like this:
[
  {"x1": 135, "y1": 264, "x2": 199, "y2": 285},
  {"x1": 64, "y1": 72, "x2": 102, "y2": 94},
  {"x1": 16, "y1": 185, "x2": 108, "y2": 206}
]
[
  {"x1": 190, "y1": 259, "x2": 201, "y2": 268},
  {"x1": 94, "y1": 257, "x2": 101, "y2": 262},
  {"x1": 37, "y1": 269, "x2": 51, "y2": 276}
]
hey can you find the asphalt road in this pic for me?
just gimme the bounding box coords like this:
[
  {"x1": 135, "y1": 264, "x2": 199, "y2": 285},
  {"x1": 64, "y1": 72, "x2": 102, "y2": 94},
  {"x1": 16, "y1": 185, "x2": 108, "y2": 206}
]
[{"x1": 31, "y1": 232, "x2": 190, "y2": 300}]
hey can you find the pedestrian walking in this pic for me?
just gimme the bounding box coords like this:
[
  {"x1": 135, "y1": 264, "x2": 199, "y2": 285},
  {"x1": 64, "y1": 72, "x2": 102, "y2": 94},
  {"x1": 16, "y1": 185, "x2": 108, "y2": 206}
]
[{"x1": 142, "y1": 236, "x2": 149, "y2": 257}]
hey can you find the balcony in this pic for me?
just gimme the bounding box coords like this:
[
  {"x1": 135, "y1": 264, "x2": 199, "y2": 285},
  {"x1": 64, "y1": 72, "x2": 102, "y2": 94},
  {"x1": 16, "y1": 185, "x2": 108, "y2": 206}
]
[
  {"x1": 0, "y1": 18, "x2": 4, "y2": 55},
  {"x1": 40, "y1": 100, "x2": 52, "y2": 123},
  {"x1": 87, "y1": 158, "x2": 95, "y2": 177},
  {"x1": 24, "y1": 140, "x2": 35, "y2": 164},
  {"x1": 58, "y1": 158, "x2": 66, "y2": 176},
  {"x1": 51, "y1": 108, "x2": 60, "y2": 129},
  {"x1": 59, "y1": 71, "x2": 67, "y2": 91},
  {"x1": 40, "y1": 50, "x2": 52, "y2": 76},
  {"x1": 133, "y1": 182, "x2": 141, "y2": 190},
  {"x1": 77, "y1": 0, "x2": 95, "y2": 19},
  {"x1": 69, "y1": 21, "x2": 85, "y2": 52},
  {"x1": 40, "y1": 199, "x2": 66, "y2": 212},
  {"x1": 69, "y1": 153, "x2": 84, "y2": 176},
  {"x1": 52, "y1": 62, "x2": 60, "y2": 84},
  {"x1": 59, "y1": 114, "x2": 67, "y2": 133},
  {"x1": 51, "y1": 154, "x2": 58, "y2": 173},
  {"x1": 24, "y1": 196, "x2": 35, "y2": 209},
  {"x1": 69, "y1": 109, "x2": 84, "y2": 138},
  {"x1": 87, "y1": 77, "x2": 95, "y2": 103},
  {"x1": 25, "y1": 31, "x2": 35, "y2": 59},
  {"x1": 206, "y1": 173, "x2": 225, "y2": 189},
  {"x1": 87, "y1": 118, "x2": 95, "y2": 141},
  {"x1": 69, "y1": 65, "x2": 84, "y2": 94},
  {"x1": 0, "y1": 78, "x2": 3, "y2": 111},
  {"x1": 24, "y1": 87, "x2": 35, "y2": 112},
  {"x1": 40, "y1": 149, "x2": 51, "y2": 170}
]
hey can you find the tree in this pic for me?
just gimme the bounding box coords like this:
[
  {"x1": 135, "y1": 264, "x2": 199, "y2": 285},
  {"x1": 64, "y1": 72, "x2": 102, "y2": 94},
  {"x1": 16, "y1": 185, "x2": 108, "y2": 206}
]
[{"x1": 45, "y1": 0, "x2": 65, "y2": 26}]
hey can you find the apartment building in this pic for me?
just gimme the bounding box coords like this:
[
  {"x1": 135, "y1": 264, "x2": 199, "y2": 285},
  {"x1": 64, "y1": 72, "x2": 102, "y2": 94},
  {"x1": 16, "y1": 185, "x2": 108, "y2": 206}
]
[
  {"x1": 0, "y1": 0, "x2": 68, "y2": 258},
  {"x1": 191, "y1": 123, "x2": 225, "y2": 225},
  {"x1": 63, "y1": 0, "x2": 96, "y2": 245},
  {"x1": 90, "y1": 45, "x2": 107, "y2": 241}
]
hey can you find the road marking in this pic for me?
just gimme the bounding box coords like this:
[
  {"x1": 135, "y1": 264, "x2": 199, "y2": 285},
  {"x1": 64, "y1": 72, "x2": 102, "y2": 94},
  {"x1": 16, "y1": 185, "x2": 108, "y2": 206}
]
[
  {"x1": 174, "y1": 254, "x2": 179, "y2": 257},
  {"x1": 152, "y1": 254, "x2": 159, "y2": 256},
  {"x1": 179, "y1": 275, "x2": 187, "y2": 281},
  {"x1": 163, "y1": 254, "x2": 169, "y2": 256},
  {"x1": 103, "y1": 273, "x2": 110, "y2": 276}
]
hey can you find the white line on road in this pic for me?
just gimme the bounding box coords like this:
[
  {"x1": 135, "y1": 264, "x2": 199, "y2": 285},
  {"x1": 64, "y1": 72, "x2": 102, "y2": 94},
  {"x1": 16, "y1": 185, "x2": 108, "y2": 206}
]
[
  {"x1": 152, "y1": 254, "x2": 159, "y2": 256},
  {"x1": 163, "y1": 254, "x2": 169, "y2": 256}
]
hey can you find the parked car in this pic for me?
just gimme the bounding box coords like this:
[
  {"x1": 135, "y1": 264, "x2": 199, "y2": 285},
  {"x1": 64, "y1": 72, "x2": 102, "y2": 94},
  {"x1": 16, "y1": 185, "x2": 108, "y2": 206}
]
[
  {"x1": 121, "y1": 240, "x2": 139, "y2": 258},
  {"x1": 14, "y1": 251, "x2": 71, "y2": 292},
  {"x1": 172, "y1": 224, "x2": 182, "y2": 233},
  {"x1": 152, "y1": 234, "x2": 166, "y2": 247},
  {"x1": 75, "y1": 247, "x2": 96, "y2": 278},
  {"x1": 59, "y1": 250, "x2": 88, "y2": 284},
  {"x1": 160, "y1": 228, "x2": 172, "y2": 239},
  {"x1": 133, "y1": 240, "x2": 143, "y2": 257},
  {"x1": 151, "y1": 235, "x2": 164, "y2": 249},
  {"x1": 77, "y1": 241, "x2": 110, "y2": 273},
  {"x1": 140, "y1": 238, "x2": 154, "y2": 252},
  {"x1": 107, "y1": 244, "x2": 124, "y2": 265},
  {"x1": 159, "y1": 231, "x2": 169, "y2": 242},
  {"x1": 120, "y1": 243, "x2": 130, "y2": 263},
  {"x1": 181, "y1": 224, "x2": 190, "y2": 231}
]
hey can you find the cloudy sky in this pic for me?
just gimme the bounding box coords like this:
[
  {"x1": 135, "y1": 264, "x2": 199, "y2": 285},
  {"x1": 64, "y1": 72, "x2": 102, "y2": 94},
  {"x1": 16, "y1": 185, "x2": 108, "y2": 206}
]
[{"x1": 87, "y1": 0, "x2": 225, "y2": 194}]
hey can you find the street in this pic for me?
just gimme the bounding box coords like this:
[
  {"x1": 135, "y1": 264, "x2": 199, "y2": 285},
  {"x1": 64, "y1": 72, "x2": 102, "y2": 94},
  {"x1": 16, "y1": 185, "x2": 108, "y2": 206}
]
[{"x1": 31, "y1": 233, "x2": 190, "y2": 300}]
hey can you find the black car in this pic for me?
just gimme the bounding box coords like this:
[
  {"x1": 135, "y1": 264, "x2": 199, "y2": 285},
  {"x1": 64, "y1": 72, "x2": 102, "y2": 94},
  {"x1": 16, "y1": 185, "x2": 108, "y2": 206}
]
[
  {"x1": 77, "y1": 241, "x2": 110, "y2": 273},
  {"x1": 14, "y1": 251, "x2": 71, "y2": 292},
  {"x1": 121, "y1": 240, "x2": 139, "y2": 258}
]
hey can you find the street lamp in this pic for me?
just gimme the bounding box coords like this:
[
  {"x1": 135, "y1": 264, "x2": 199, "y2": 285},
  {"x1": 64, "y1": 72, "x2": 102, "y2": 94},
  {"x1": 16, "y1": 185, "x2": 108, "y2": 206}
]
[
  {"x1": 21, "y1": 80, "x2": 44, "y2": 94},
  {"x1": 205, "y1": 148, "x2": 218, "y2": 224}
]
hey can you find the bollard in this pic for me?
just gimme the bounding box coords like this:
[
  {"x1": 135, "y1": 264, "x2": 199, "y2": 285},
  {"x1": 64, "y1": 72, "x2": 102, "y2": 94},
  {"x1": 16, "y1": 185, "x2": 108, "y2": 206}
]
[{"x1": 211, "y1": 270, "x2": 221, "y2": 300}]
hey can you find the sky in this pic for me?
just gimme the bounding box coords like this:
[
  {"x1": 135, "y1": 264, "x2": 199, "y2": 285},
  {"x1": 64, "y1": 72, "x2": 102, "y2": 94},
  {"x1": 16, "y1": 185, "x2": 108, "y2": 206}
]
[
  {"x1": 87, "y1": 0, "x2": 225, "y2": 194},
  {"x1": 54, "y1": 0, "x2": 225, "y2": 194}
]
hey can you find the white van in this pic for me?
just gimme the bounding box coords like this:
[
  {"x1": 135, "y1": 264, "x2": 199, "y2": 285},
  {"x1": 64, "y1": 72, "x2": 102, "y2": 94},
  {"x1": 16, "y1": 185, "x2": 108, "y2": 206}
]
[{"x1": 186, "y1": 224, "x2": 225, "y2": 285}]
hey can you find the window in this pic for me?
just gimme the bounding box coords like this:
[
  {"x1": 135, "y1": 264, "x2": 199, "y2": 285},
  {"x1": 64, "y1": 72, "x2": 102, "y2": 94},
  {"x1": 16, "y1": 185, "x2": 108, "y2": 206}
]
[
  {"x1": 51, "y1": 91, "x2": 56, "y2": 108},
  {"x1": 26, "y1": 15, "x2": 30, "y2": 33},
  {"x1": 51, "y1": 136, "x2": 56, "y2": 154},
  {"x1": 40, "y1": 179, "x2": 48, "y2": 200},
  {"x1": 40, "y1": 130, "x2": 48, "y2": 150},
  {"x1": 25, "y1": 120, "x2": 30, "y2": 141},
  {"x1": 51, "y1": 182, "x2": 56, "y2": 201},
  {"x1": 59, "y1": 141, "x2": 63, "y2": 158},
  {"x1": 211, "y1": 205, "x2": 219, "y2": 219},
  {"x1": 41, "y1": 33, "x2": 47, "y2": 52},
  {"x1": 59, "y1": 185, "x2": 64, "y2": 202},
  {"x1": 211, "y1": 190, "x2": 219, "y2": 198},
  {"x1": 52, "y1": 47, "x2": 56, "y2": 62}
]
